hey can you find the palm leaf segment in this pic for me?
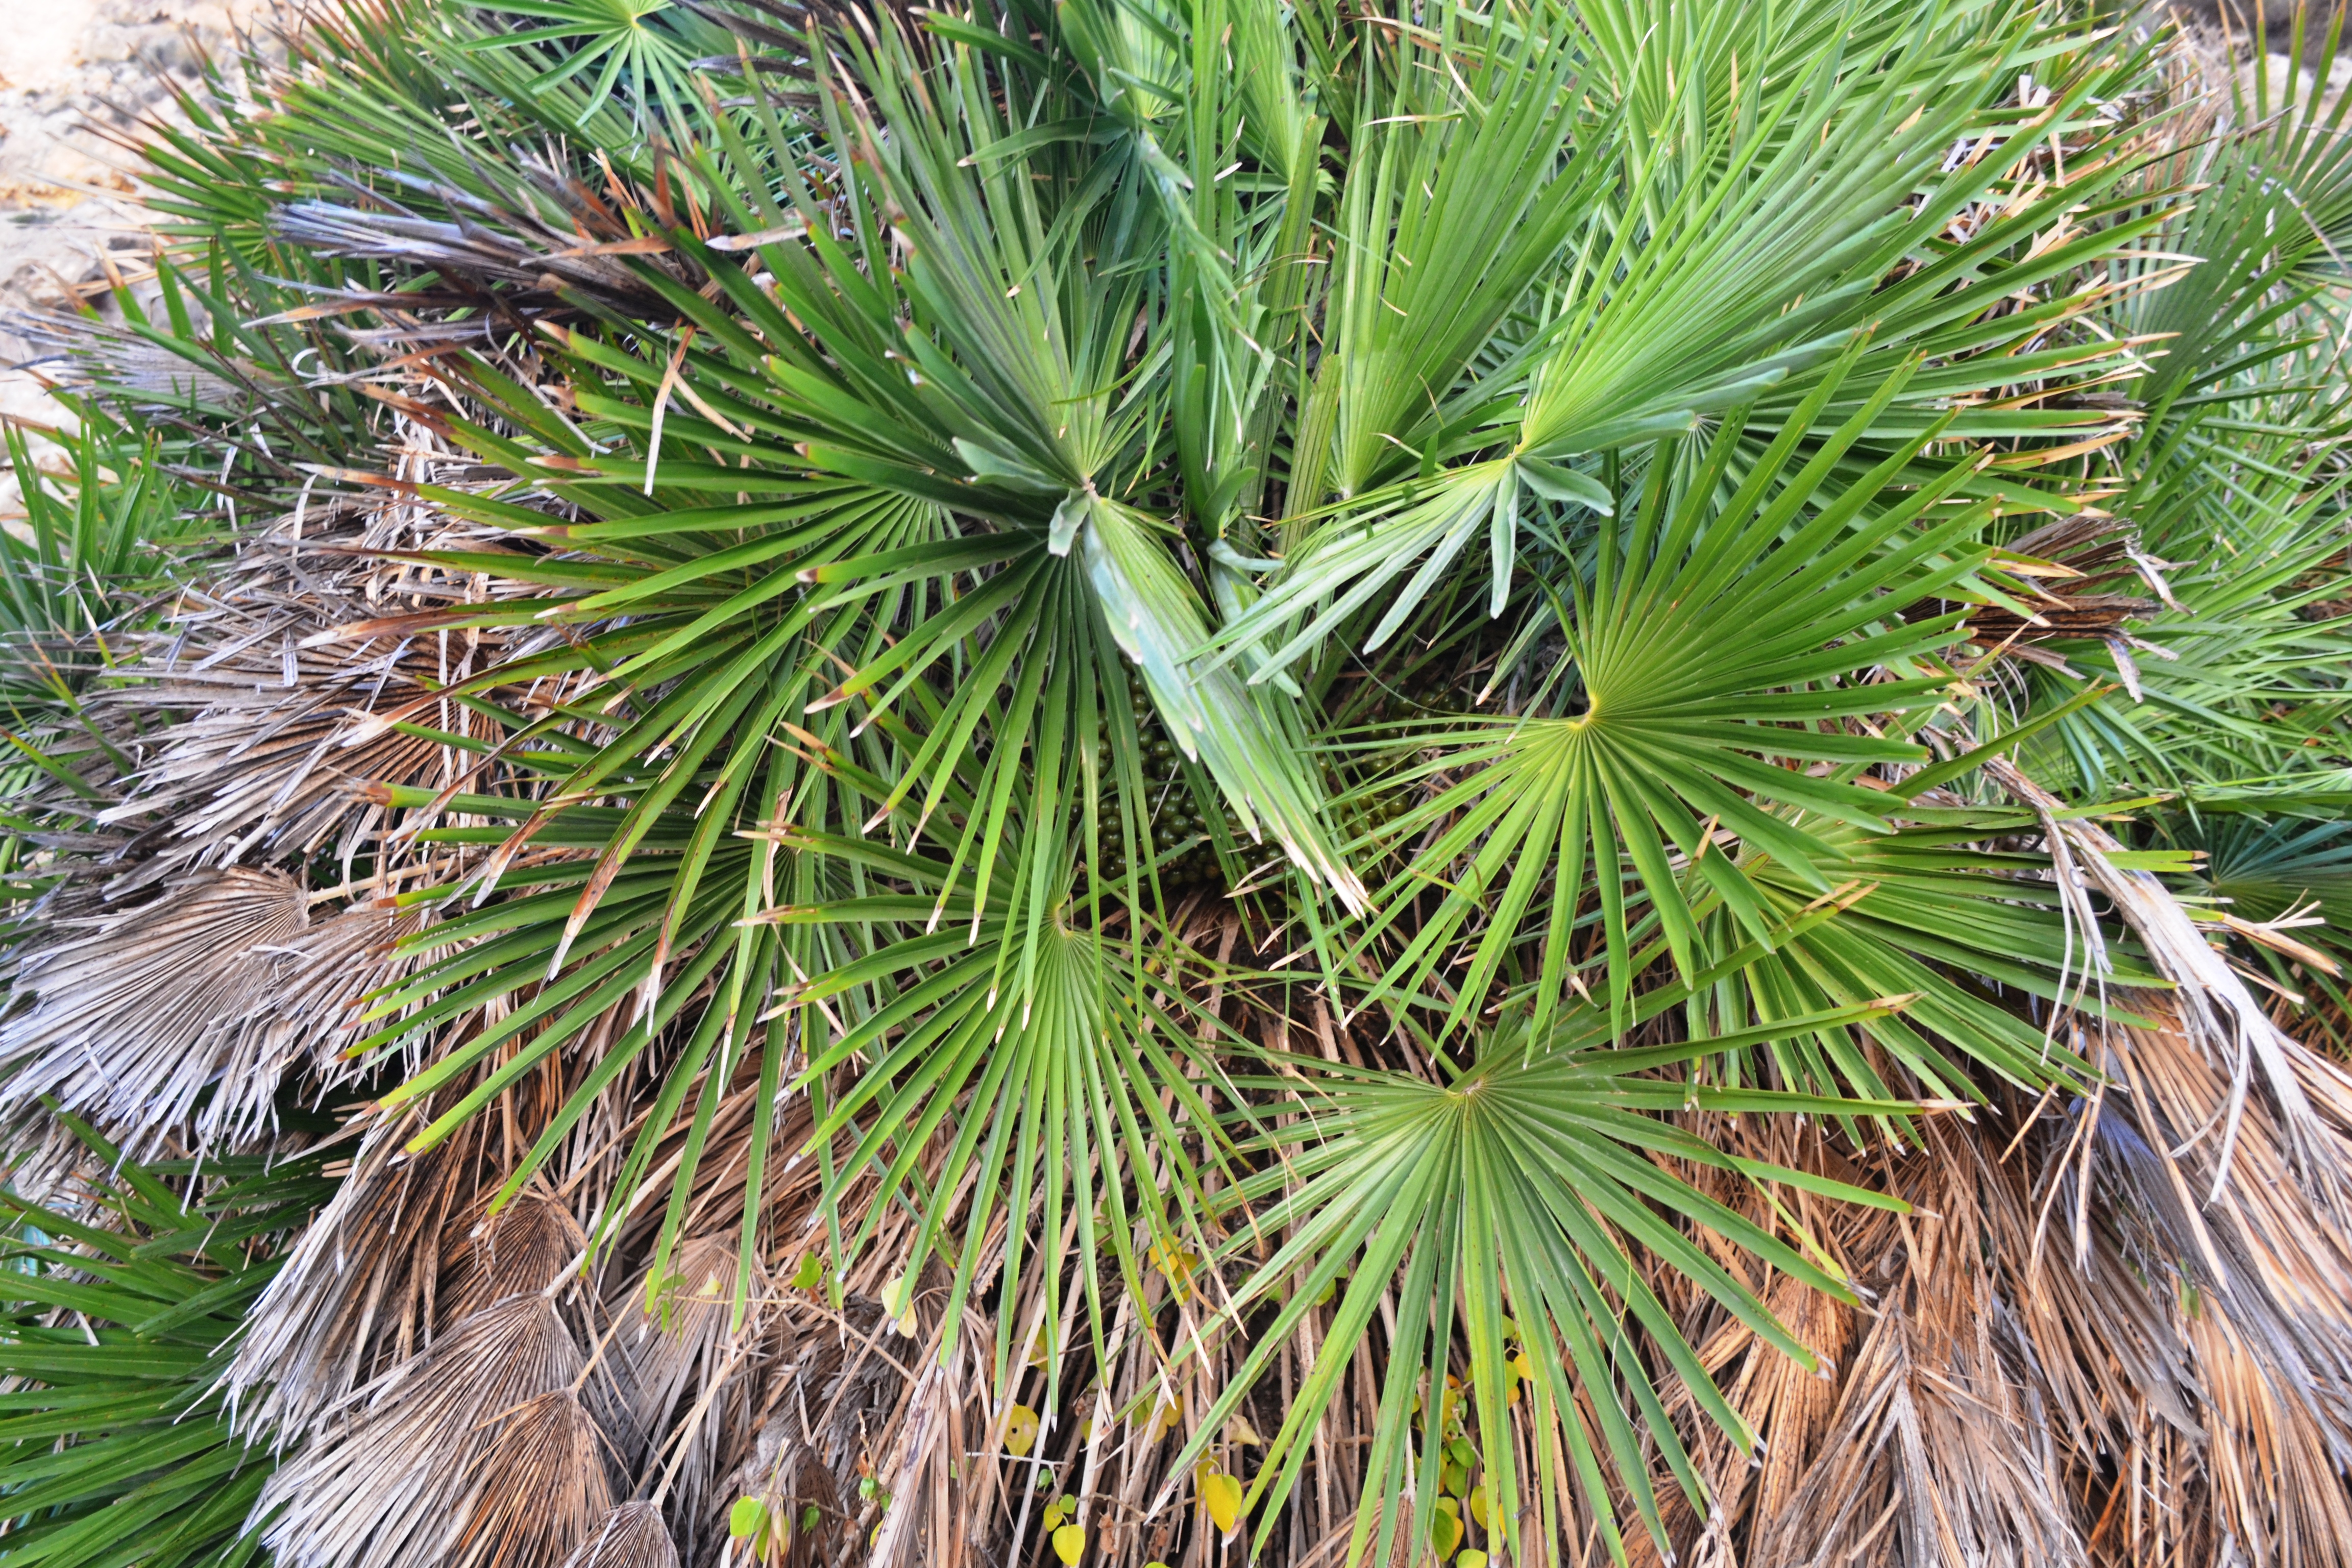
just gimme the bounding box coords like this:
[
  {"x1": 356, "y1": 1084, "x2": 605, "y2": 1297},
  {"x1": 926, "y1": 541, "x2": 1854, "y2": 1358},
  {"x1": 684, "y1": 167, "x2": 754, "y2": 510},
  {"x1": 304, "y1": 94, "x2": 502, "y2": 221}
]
[{"x1": 0, "y1": 1121, "x2": 334, "y2": 1568}]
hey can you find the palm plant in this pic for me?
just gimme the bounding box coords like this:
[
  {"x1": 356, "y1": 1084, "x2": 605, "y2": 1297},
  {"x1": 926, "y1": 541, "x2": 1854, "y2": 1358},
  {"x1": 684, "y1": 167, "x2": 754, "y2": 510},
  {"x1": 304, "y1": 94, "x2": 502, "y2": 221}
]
[{"x1": 7, "y1": 0, "x2": 2352, "y2": 1563}]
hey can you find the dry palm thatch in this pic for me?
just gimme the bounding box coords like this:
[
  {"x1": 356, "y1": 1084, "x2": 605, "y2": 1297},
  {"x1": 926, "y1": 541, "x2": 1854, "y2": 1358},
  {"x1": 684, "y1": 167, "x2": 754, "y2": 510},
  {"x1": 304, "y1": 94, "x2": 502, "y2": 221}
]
[
  {"x1": 258, "y1": 1292, "x2": 601, "y2": 1568},
  {"x1": 1635, "y1": 978, "x2": 2352, "y2": 1568},
  {"x1": 617, "y1": 1238, "x2": 752, "y2": 1499},
  {"x1": 560, "y1": 1504, "x2": 682, "y2": 1568},
  {"x1": 447, "y1": 1185, "x2": 596, "y2": 1318},
  {"x1": 454, "y1": 1390, "x2": 620, "y2": 1568},
  {"x1": 225, "y1": 1107, "x2": 507, "y2": 1437},
  {"x1": 84, "y1": 475, "x2": 572, "y2": 888},
  {"x1": 0, "y1": 868, "x2": 418, "y2": 1157}
]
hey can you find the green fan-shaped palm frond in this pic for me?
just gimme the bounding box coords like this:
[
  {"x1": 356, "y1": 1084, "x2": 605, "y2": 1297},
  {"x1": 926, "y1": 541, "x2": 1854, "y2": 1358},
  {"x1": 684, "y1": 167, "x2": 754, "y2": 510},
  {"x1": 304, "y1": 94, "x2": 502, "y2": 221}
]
[
  {"x1": 0, "y1": 1121, "x2": 336, "y2": 1568},
  {"x1": 1187, "y1": 986, "x2": 1918, "y2": 1561}
]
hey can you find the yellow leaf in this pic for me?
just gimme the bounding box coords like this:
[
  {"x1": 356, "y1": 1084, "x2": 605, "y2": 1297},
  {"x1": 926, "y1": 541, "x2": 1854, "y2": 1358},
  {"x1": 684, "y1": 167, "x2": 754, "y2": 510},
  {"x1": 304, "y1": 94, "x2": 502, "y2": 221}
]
[
  {"x1": 1149, "y1": 1241, "x2": 1201, "y2": 1303},
  {"x1": 880, "y1": 1273, "x2": 918, "y2": 1337},
  {"x1": 1430, "y1": 1500, "x2": 1463, "y2": 1559},
  {"x1": 1052, "y1": 1523, "x2": 1086, "y2": 1564},
  {"x1": 1200, "y1": 1471, "x2": 1243, "y2": 1535},
  {"x1": 1004, "y1": 1403, "x2": 1040, "y2": 1458},
  {"x1": 1148, "y1": 1393, "x2": 1185, "y2": 1440},
  {"x1": 1468, "y1": 1482, "x2": 1493, "y2": 1529},
  {"x1": 1459, "y1": 1554, "x2": 1489, "y2": 1568},
  {"x1": 1224, "y1": 1414, "x2": 1264, "y2": 1447}
]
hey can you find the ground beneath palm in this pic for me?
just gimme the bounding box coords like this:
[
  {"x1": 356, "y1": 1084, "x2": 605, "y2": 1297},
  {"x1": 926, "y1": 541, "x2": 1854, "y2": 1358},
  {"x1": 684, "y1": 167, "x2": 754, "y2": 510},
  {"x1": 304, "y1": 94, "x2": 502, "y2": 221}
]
[{"x1": 0, "y1": 0, "x2": 268, "y2": 518}]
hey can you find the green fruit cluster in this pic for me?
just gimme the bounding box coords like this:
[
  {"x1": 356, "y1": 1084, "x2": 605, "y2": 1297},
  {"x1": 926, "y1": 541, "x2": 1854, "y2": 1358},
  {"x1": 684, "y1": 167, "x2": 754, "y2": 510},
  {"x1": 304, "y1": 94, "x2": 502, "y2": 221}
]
[{"x1": 1097, "y1": 668, "x2": 1244, "y2": 892}]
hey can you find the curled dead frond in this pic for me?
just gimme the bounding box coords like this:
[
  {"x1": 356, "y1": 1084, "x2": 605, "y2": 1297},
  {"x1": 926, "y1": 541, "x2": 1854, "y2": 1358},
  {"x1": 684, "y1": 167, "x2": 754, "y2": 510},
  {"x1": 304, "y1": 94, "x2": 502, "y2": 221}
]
[
  {"x1": 0, "y1": 869, "x2": 418, "y2": 1156},
  {"x1": 1990, "y1": 756, "x2": 2346, "y2": 1206},
  {"x1": 558, "y1": 1503, "x2": 680, "y2": 1568},
  {"x1": 455, "y1": 1390, "x2": 616, "y2": 1568},
  {"x1": 258, "y1": 1293, "x2": 589, "y2": 1568}
]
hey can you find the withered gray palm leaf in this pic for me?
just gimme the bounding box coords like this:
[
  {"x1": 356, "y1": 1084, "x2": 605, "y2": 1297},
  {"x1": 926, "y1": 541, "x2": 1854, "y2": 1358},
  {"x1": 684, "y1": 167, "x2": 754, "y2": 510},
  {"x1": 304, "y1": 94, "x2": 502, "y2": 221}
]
[
  {"x1": 559, "y1": 1503, "x2": 680, "y2": 1568},
  {"x1": 258, "y1": 1294, "x2": 593, "y2": 1568},
  {"x1": 0, "y1": 869, "x2": 415, "y2": 1154}
]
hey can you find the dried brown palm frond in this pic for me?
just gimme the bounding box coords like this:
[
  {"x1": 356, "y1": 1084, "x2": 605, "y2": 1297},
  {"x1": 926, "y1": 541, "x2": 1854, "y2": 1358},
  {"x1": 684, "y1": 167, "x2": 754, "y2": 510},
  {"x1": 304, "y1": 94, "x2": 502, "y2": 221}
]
[
  {"x1": 622, "y1": 1236, "x2": 747, "y2": 1435},
  {"x1": 2083, "y1": 998, "x2": 2352, "y2": 1565},
  {"x1": 227, "y1": 1106, "x2": 501, "y2": 1439},
  {"x1": 1645, "y1": 974, "x2": 2352, "y2": 1568},
  {"x1": 223, "y1": 973, "x2": 763, "y2": 1449},
  {"x1": 559, "y1": 1503, "x2": 680, "y2": 1568},
  {"x1": 454, "y1": 1390, "x2": 618, "y2": 1568},
  {"x1": 1648, "y1": 1114, "x2": 2085, "y2": 1567},
  {"x1": 90, "y1": 490, "x2": 567, "y2": 894},
  {"x1": 258, "y1": 1292, "x2": 593, "y2": 1568},
  {"x1": 6, "y1": 307, "x2": 260, "y2": 411},
  {"x1": 1990, "y1": 756, "x2": 2349, "y2": 1207},
  {"x1": 1774, "y1": 1265, "x2": 2082, "y2": 1564},
  {"x1": 271, "y1": 148, "x2": 706, "y2": 330},
  {"x1": 1653, "y1": 1130, "x2": 1866, "y2": 1563},
  {"x1": 714, "y1": 1293, "x2": 921, "y2": 1568},
  {"x1": 2183, "y1": 1298, "x2": 2352, "y2": 1567},
  {"x1": 1968, "y1": 516, "x2": 2175, "y2": 665},
  {"x1": 0, "y1": 868, "x2": 419, "y2": 1156},
  {"x1": 93, "y1": 627, "x2": 454, "y2": 886},
  {"x1": 445, "y1": 1187, "x2": 593, "y2": 1324},
  {"x1": 619, "y1": 1239, "x2": 764, "y2": 1556}
]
